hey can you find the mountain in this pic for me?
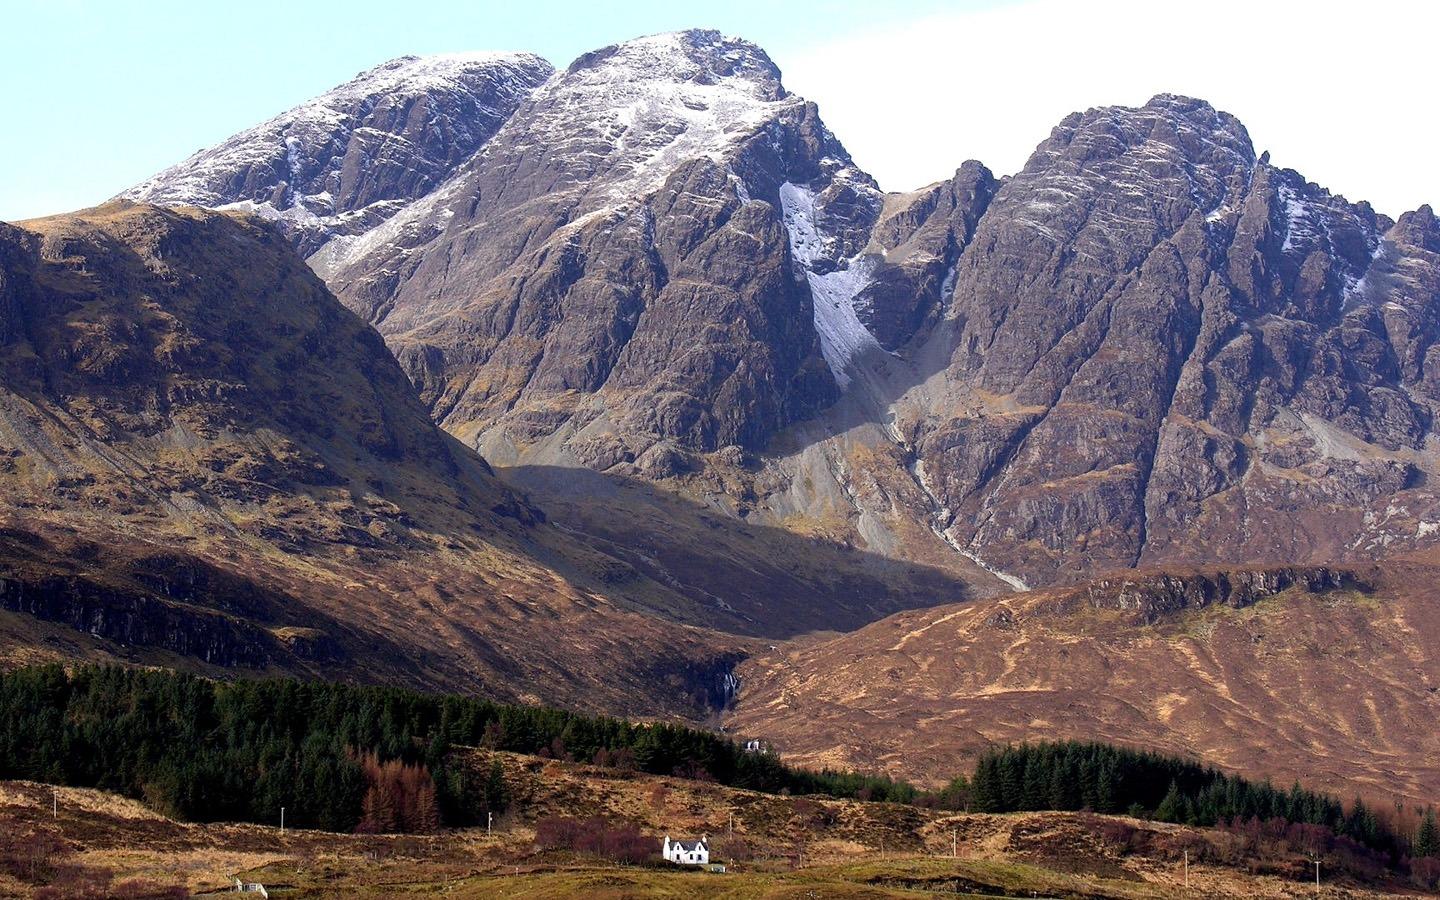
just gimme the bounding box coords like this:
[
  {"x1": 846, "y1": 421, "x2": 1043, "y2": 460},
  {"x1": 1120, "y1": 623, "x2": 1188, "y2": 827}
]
[
  {"x1": 726, "y1": 558, "x2": 1440, "y2": 804},
  {"x1": 0, "y1": 201, "x2": 762, "y2": 716},
  {"x1": 0, "y1": 201, "x2": 990, "y2": 716},
  {"x1": 317, "y1": 29, "x2": 875, "y2": 461},
  {"x1": 122, "y1": 52, "x2": 553, "y2": 256},
  {"x1": 132, "y1": 35, "x2": 1440, "y2": 595},
  {"x1": 900, "y1": 97, "x2": 1440, "y2": 586},
  {"x1": 103, "y1": 30, "x2": 1440, "y2": 793}
]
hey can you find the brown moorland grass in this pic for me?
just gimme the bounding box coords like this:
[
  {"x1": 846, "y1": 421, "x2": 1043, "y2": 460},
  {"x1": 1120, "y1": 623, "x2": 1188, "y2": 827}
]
[{"x1": 0, "y1": 754, "x2": 1432, "y2": 897}]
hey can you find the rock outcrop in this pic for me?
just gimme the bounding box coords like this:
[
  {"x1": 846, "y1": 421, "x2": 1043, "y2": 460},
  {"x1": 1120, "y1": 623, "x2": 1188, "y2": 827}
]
[{"x1": 1061, "y1": 565, "x2": 1368, "y2": 624}]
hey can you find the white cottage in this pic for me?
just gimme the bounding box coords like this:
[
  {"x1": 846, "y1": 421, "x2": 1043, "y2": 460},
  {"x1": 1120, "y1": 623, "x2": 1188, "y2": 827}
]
[{"x1": 662, "y1": 834, "x2": 710, "y2": 866}]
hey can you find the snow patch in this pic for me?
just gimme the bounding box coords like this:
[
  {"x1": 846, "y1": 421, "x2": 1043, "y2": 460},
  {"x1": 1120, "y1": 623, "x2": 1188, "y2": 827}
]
[
  {"x1": 778, "y1": 181, "x2": 882, "y2": 389},
  {"x1": 909, "y1": 459, "x2": 1030, "y2": 592},
  {"x1": 939, "y1": 262, "x2": 958, "y2": 309},
  {"x1": 727, "y1": 166, "x2": 753, "y2": 204},
  {"x1": 955, "y1": 547, "x2": 1030, "y2": 592}
]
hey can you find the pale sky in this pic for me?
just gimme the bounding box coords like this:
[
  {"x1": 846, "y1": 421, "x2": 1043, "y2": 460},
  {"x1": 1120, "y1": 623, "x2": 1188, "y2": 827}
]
[
  {"x1": 2, "y1": 0, "x2": 1434, "y2": 221},
  {"x1": 784, "y1": 0, "x2": 1439, "y2": 217}
]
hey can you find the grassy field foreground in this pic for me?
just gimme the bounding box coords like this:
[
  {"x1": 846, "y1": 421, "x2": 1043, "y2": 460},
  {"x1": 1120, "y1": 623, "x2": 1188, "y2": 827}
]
[{"x1": 0, "y1": 753, "x2": 1430, "y2": 898}]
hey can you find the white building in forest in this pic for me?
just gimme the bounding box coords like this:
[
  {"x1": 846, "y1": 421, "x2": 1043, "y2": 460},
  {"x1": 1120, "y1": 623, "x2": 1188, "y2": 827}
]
[{"x1": 662, "y1": 834, "x2": 709, "y2": 866}]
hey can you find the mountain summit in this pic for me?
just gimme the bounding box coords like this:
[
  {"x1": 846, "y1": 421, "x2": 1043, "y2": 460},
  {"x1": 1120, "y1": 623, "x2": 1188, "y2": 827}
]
[{"x1": 122, "y1": 51, "x2": 553, "y2": 255}]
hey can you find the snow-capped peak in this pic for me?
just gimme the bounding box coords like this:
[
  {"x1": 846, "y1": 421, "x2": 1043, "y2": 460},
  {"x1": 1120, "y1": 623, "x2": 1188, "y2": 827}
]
[
  {"x1": 514, "y1": 29, "x2": 794, "y2": 202},
  {"x1": 120, "y1": 50, "x2": 553, "y2": 258}
]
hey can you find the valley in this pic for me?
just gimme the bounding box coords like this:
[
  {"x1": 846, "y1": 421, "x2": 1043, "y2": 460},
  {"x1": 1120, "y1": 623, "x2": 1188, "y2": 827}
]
[{"x1": 0, "y1": 21, "x2": 1438, "y2": 896}]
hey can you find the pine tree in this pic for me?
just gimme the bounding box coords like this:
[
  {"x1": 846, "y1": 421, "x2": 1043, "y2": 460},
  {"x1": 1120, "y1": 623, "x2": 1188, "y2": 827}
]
[
  {"x1": 971, "y1": 756, "x2": 1003, "y2": 813},
  {"x1": 484, "y1": 759, "x2": 509, "y2": 815},
  {"x1": 1416, "y1": 808, "x2": 1440, "y2": 859},
  {"x1": 999, "y1": 751, "x2": 1024, "y2": 811},
  {"x1": 1095, "y1": 760, "x2": 1118, "y2": 814},
  {"x1": 1155, "y1": 780, "x2": 1184, "y2": 823},
  {"x1": 1021, "y1": 755, "x2": 1048, "y2": 810}
]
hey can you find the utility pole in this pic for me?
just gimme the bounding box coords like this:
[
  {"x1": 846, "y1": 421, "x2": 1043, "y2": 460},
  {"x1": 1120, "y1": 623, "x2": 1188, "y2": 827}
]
[
  {"x1": 52, "y1": 790, "x2": 57, "y2": 819},
  {"x1": 1183, "y1": 849, "x2": 1189, "y2": 887},
  {"x1": 280, "y1": 806, "x2": 285, "y2": 835},
  {"x1": 952, "y1": 829, "x2": 957, "y2": 858},
  {"x1": 1315, "y1": 859, "x2": 1321, "y2": 895}
]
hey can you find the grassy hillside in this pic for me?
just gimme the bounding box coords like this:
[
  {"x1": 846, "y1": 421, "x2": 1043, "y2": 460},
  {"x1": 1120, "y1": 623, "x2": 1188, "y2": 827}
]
[{"x1": 1, "y1": 761, "x2": 1433, "y2": 898}]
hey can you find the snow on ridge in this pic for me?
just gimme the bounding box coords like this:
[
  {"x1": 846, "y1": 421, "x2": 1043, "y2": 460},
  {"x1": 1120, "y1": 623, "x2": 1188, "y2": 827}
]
[
  {"x1": 1343, "y1": 236, "x2": 1390, "y2": 312},
  {"x1": 123, "y1": 51, "x2": 552, "y2": 209},
  {"x1": 778, "y1": 182, "x2": 883, "y2": 390},
  {"x1": 308, "y1": 176, "x2": 466, "y2": 281},
  {"x1": 317, "y1": 31, "x2": 802, "y2": 282},
  {"x1": 331, "y1": 51, "x2": 551, "y2": 100},
  {"x1": 1277, "y1": 181, "x2": 1315, "y2": 253},
  {"x1": 1275, "y1": 177, "x2": 1387, "y2": 308},
  {"x1": 520, "y1": 30, "x2": 789, "y2": 203},
  {"x1": 1006, "y1": 99, "x2": 1257, "y2": 244}
]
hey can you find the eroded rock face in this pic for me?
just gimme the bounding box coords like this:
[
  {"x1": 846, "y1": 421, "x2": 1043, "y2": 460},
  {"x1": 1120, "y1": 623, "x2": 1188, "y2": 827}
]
[
  {"x1": 855, "y1": 161, "x2": 999, "y2": 350},
  {"x1": 1065, "y1": 565, "x2": 1368, "y2": 624},
  {"x1": 909, "y1": 96, "x2": 1440, "y2": 585},
  {"x1": 121, "y1": 53, "x2": 553, "y2": 256},
  {"x1": 322, "y1": 30, "x2": 886, "y2": 457},
  {"x1": 1, "y1": 573, "x2": 280, "y2": 668}
]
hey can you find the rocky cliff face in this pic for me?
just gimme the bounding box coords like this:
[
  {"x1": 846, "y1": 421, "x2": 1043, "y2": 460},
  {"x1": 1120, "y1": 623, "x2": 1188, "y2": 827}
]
[
  {"x1": 121, "y1": 53, "x2": 553, "y2": 256},
  {"x1": 320, "y1": 30, "x2": 899, "y2": 462},
  {"x1": 905, "y1": 96, "x2": 1440, "y2": 585}
]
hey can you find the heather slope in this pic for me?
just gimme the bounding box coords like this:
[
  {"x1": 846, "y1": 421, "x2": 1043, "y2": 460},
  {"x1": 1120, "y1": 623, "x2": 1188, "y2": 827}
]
[
  {"x1": 0, "y1": 202, "x2": 747, "y2": 716},
  {"x1": 727, "y1": 561, "x2": 1440, "y2": 805}
]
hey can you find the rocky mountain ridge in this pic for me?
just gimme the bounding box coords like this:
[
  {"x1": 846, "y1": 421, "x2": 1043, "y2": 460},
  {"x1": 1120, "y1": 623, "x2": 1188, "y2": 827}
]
[
  {"x1": 122, "y1": 52, "x2": 553, "y2": 256},
  {"x1": 322, "y1": 30, "x2": 883, "y2": 462},
  {"x1": 125, "y1": 33, "x2": 1440, "y2": 596}
]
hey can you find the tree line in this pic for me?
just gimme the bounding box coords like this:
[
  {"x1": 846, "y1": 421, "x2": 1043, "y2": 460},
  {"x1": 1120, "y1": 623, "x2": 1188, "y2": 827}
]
[
  {"x1": 960, "y1": 740, "x2": 1419, "y2": 860},
  {"x1": 3, "y1": 664, "x2": 1430, "y2": 865},
  {"x1": 0, "y1": 665, "x2": 913, "y2": 832}
]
